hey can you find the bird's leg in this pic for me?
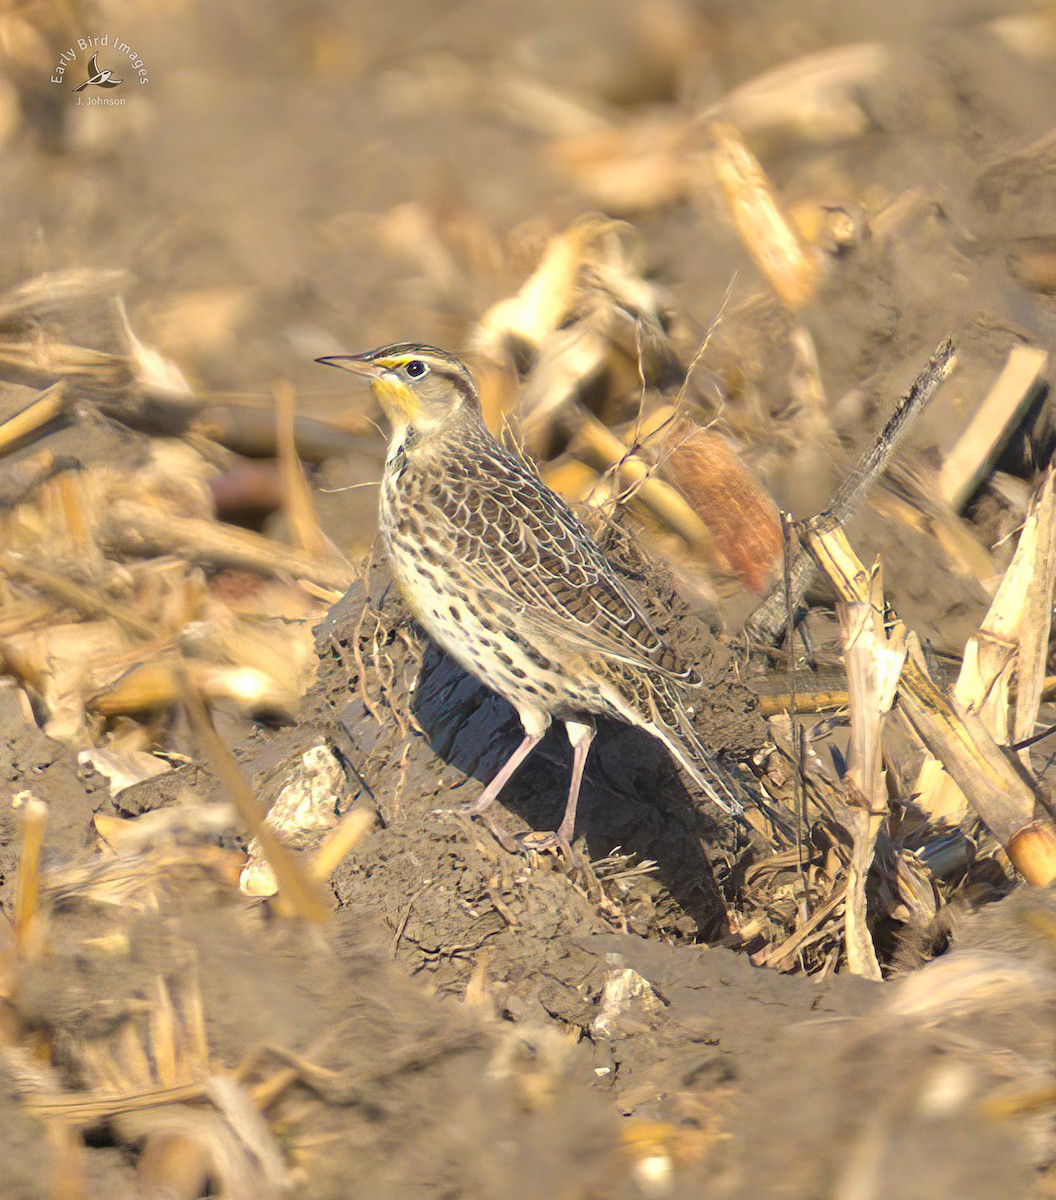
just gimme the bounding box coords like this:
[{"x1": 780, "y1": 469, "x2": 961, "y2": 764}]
[
  {"x1": 525, "y1": 720, "x2": 596, "y2": 856},
  {"x1": 436, "y1": 717, "x2": 548, "y2": 852},
  {"x1": 436, "y1": 730, "x2": 543, "y2": 821},
  {"x1": 468, "y1": 731, "x2": 544, "y2": 813},
  {"x1": 556, "y1": 720, "x2": 595, "y2": 845}
]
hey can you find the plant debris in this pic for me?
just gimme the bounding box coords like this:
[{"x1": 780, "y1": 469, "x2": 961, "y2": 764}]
[{"x1": 5, "y1": 2, "x2": 1056, "y2": 1195}]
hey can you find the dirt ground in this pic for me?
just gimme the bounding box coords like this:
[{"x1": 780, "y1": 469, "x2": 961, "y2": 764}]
[{"x1": 4, "y1": 0, "x2": 1056, "y2": 1197}]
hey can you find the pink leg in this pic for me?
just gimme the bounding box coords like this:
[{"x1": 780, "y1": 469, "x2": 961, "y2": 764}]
[
  {"x1": 555, "y1": 721, "x2": 596, "y2": 845},
  {"x1": 469, "y1": 731, "x2": 544, "y2": 814}
]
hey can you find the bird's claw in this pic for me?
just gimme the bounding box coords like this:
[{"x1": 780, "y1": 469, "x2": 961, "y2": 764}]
[
  {"x1": 518, "y1": 829, "x2": 575, "y2": 860},
  {"x1": 433, "y1": 803, "x2": 521, "y2": 853},
  {"x1": 433, "y1": 804, "x2": 578, "y2": 861}
]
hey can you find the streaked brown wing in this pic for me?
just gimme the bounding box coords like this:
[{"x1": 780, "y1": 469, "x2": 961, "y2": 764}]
[{"x1": 447, "y1": 443, "x2": 694, "y2": 682}]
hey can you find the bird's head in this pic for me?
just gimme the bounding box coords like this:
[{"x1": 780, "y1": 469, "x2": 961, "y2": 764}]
[{"x1": 316, "y1": 343, "x2": 478, "y2": 436}]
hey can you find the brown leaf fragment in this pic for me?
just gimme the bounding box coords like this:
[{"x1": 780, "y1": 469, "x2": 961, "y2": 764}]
[{"x1": 660, "y1": 423, "x2": 783, "y2": 592}]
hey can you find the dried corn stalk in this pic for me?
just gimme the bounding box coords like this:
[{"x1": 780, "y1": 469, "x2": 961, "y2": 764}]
[
  {"x1": 913, "y1": 467, "x2": 1056, "y2": 825},
  {"x1": 937, "y1": 345, "x2": 1048, "y2": 512},
  {"x1": 472, "y1": 216, "x2": 676, "y2": 454},
  {"x1": 706, "y1": 123, "x2": 823, "y2": 309},
  {"x1": 804, "y1": 523, "x2": 906, "y2": 979},
  {"x1": 804, "y1": 511, "x2": 1056, "y2": 887}
]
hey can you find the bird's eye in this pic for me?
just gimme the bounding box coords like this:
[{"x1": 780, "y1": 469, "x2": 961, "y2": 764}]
[{"x1": 404, "y1": 360, "x2": 428, "y2": 379}]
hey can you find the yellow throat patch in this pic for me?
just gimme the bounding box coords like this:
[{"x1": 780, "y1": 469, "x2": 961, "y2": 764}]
[{"x1": 370, "y1": 365, "x2": 421, "y2": 424}]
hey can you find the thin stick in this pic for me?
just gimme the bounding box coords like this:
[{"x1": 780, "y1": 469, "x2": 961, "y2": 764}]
[
  {"x1": 0, "y1": 553, "x2": 156, "y2": 640},
  {"x1": 782, "y1": 513, "x2": 810, "y2": 918},
  {"x1": 310, "y1": 807, "x2": 378, "y2": 881},
  {"x1": 831, "y1": 338, "x2": 957, "y2": 525},
  {"x1": 98, "y1": 501, "x2": 354, "y2": 592},
  {"x1": 180, "y1": 680, "x2": 331, "y2": 923},
  {"x1": 938, "y1": 344, "x2": 1047, "y2": 511},
  {"x1": 571, "y1": 411, "x2": 717, "y2": 551},
  {"x1": 274, "y1": 380, "x2": 330, "y2": 557},
  {"x1": 12, "y1": 796, "x2": 47, "y2": 956},
  {"x1": 27, "y1": 1081, "x2": 208, "y2": 1120},
  {"x1": 745, "y1": 337, "x2": 957, "y2": 645},
  {"x1": 0, "y1": 383, "x2": 67, "y2": 454}
]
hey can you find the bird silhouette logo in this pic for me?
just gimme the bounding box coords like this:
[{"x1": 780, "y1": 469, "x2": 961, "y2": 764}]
[{"x1": 72, "y1": 53, "x2": 122, "y2": 93}]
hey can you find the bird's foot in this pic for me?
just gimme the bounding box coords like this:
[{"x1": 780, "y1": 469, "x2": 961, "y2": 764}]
[
  {"x1": 519, "y1": 828, "x2": 574, "y2": 860},
  {"x1": 434, "y1": 801, "x2": 521, "y2": 853},
  {"x1": 434, "y1": 802, "x2": 579, "y2": 862}
]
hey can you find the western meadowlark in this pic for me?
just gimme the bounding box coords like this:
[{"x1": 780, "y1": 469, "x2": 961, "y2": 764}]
[{"x1": 317, "y1": 343, "x2": 746, "y2": 849}]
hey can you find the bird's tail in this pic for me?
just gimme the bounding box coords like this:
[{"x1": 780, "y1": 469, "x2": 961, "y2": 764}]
[{"x1": 639, "y1": 678, "x2": 749, "y2": 817}]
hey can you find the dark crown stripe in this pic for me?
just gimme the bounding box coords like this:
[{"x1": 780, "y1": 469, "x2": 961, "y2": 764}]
[
  {"x1": 365, "y1": 342, "x2": 468, "y2": 370},
  {"x1": 447, "y1": 371, "x2": 478, "y2": 405},
  {"x1": 364, "y1": 342, "x2": 478, "y2": 404}
]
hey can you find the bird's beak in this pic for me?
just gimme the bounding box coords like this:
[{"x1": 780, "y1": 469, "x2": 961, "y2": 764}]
[
  {"x1": 314, "y1": 353, "x2": 383, "y2": 380},
  {"x1": 315, "y1": 353, "x2": 418, "y2": 423}
]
